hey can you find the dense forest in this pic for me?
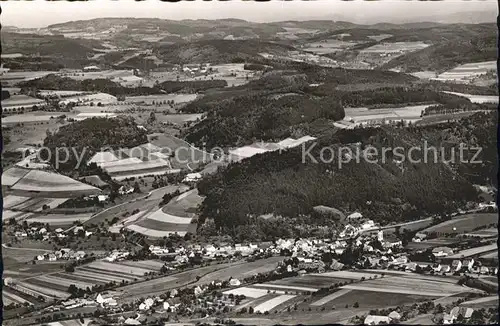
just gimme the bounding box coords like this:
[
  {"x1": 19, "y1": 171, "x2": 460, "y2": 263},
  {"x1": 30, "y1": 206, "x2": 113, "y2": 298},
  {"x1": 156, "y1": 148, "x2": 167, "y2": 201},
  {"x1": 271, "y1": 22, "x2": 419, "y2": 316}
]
[
  {"x1": 195, "y1": 113, "x2": 496, "y2": 241},
  {"x1": 42, "y1": 116, "x2": 147, "y2": 174}
]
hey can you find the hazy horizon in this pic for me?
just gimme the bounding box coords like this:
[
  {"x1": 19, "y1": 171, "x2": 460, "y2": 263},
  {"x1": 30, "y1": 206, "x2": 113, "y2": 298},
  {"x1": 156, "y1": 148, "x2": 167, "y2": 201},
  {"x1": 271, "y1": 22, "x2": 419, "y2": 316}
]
[{"x1": 1, "y1": 0, "x2": 497, "y2": 28}]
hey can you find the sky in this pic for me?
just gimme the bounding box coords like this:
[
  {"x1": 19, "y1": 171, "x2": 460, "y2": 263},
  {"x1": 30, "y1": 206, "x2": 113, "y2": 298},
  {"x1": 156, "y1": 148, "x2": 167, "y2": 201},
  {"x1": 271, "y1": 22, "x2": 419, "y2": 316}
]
[{"x1": 1, "y1": 0, "x2": 497, "y2": 28}]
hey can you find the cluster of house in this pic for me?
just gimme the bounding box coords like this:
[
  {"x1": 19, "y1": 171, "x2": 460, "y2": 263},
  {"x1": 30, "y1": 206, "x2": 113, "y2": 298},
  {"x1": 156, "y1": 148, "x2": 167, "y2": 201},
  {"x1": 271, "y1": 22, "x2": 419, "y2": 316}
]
[
  {"x1": 58, "y1": 291, "x2": 120, "y2": 311},
  {"x1": 181, "y1": 63, "x2": 211, "y2": 75},
  {"x1": 430, "y1": 258, "x2": 498, "y2": 275},
  {"x1": 15, "y1": 226, "x2": 73, "y2": 240},
  {"x1": 36, "y1": 248, "x2": 86, "y2": 262},
  {"x1": 104, "y1": 250, "x2": 130, "y2": 262},
  {"x1": 148, "y1": 242, "x2": 264, "y2": 261},
  {"x1": 443, "y1": 306, "x2": 475, "y2": 324}
]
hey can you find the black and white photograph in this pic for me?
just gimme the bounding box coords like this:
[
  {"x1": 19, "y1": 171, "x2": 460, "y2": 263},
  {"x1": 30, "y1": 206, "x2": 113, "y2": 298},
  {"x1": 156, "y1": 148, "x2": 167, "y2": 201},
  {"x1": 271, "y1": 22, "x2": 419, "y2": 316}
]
[{"x1": 0, "y1": 0, "x2": 498, "y2": 325}]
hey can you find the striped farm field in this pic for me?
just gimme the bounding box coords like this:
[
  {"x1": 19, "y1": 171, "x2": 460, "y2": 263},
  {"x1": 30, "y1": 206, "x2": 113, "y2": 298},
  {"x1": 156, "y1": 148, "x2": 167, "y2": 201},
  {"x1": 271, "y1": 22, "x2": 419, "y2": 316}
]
[
  {"x1": 3, "y1": 289, "x2": 33, "y2": 305},
  {"x1": 74, "y1": 269, "x2": 138, "y2": 283},
  {"x1": 326, "y1": 289, "x2": 433, "y2": 309},
  {"x1": 340, "y1": 276, "x2": 478, "y2": 297},
  {"x1": 18, "y1": 280, "x2": 71, "y2": 299},
  {"x1": 35, "y1": 274, "x2": 95, "y2": 290},
  {"x1": 86, "y1": 261, "x2": 154, "y2": 276},
  {"x1": 3, "y1": 195, "x2": 30, "y2": 208},
  {"x1": 267, "y1": 274, "x2": 340, "y2": 289},
  {"x1": 312, "y1": 271, "x2": 382, "y2": 280},
  {"x1": 2, "y1": 210, "x2": 24, "y2": 221},
  {"x1": 253, "y1": 283, "x2": 318, "y2": 293},
  {"x1": 253, "y1": 294, "x2": 296, "y2": 313},
  {"x1": 10, "y1": 169, "x2": 101, "y2": 195},
  {"x1": 311, "y1": 289, "x2": 353, "y2": 306},
  {"x1": 147, "y1": 209, "x2": 193, "y2": 224},
  {"x1": 117, "y1": 260, "x2": 165, "y2": 271},
  {"x1": 24, "y1": 278, "x2": 68, "y2": 293},
  {"x1": 52, "y1": 272, "x2": 107, "y2": 286},
  {"x1": 9, "y1": 197, "x2": 53, "y2": 211},
  {"x1": 2, "y1": 166, "x2": 30, "y2": 186},
  {"x1": 134, "y1": 218, "x2": 194, "y2": 232}
]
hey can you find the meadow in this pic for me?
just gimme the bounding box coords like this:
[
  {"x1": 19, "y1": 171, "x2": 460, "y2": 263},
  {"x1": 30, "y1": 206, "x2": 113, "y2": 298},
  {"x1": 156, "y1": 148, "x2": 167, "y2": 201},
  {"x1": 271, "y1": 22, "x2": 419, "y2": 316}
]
[{"x1": 421, "y1": 213, "x2": 498, "y2": 234}]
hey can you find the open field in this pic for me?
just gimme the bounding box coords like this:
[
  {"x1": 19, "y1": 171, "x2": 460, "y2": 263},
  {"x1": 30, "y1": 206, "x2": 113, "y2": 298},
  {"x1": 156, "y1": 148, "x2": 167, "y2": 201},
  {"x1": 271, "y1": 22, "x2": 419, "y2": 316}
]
[
  {"x1": 479, "y1": 250, "x2": 498, "y2": 259},
  {"x1": 1, "y1": 113, "x2": 77, "y2": 124},
  {"x1": 460, "y1": 295, "x2": 498, "y2": 309},
  {"x1": 2, "y1": 118, "x2": 67, "y2": 151},
  {"x1": 6, "y1": 168, "x2": 101, "y2": 196},
  {"x1": 442, "y1": 91, "x2": 498, "y2": 104},
  {"x1": 117, "y1": 259, "x2": 165, "y2": 271},
  {"x1": 86, "y1": 260, "x2": 154, "y2": 276},
  {"x1": 148, "y1": 133, "x2": 212, "y2": 170},
  {"x1": 26, "y1": 212, "x2": 93, "y2": 225},
  {"x1": 435, "y1": 61, "x2": 496, "y2": 82},
  {"x1": 311, "y1": 289, "x2": 352, "y2": 306},
  {"x1": 114, "y1": 258, "x2": 281, "y2": 301},
  {"x1": 3, "y1": 195, "x2": 31, "y2": 208},
  {"x1": 421, "y1": 213, "x2": 498, "y2": 234},
  {"x1": 3, "y1": 289, "x2": 34, "y2": 306},
  {"x1": 125, "y1": 94, "x2": 198, "y2": 104},
  {"x1": 304, "y1": 40, "x2": 358, "y2": 54},
  {"x1": 257, "y1": 275, "x2": 338, "y2": 290},
  {"x1": 224, "y1": 287, "x2": 283, "y2": 299},
  {"x1": 83, "y1": 187, "x2": 183, "y2": 226},
  {"x1": 326, "y1": 289, "x2": 432, "y2": 309},
  {"x1": 344, "y1": 105, "x2": 431, "y2": 125},
  {"x1": 15, "y1": 280, "x2": 71, "y2": 299},
  {"x1": 126, "y1": 224, "x2": 188, "y2": 237},
  {"x1": 253, "y1": 283, "x2": 318, "y2": 293},
  {"x1": 253, "y1": 295, "x2": 296, "y2": 313},
  {"x1": 447, "y1": 243, "x2": 498, "y2": 259},
  {"x1": 146, "y1": 209, "x2": 193, "y2": 224},
  {"x1": 359, "y1": 42, "x2": 430, "y2": 54},
  {"x1": 2, "y1": 246, "x2": 52, "y2": 264},
  {"x1": 312, "y1": 271, "x2": 383, "y2": 280},
  {"x1": 126, "y1": 188, "x2": 202, "y2": 237},
  {"x1": 465, "y1": 228, "x2": 498, "y2": 238},
  {"x1": 340, "y1": 275, "x2": 479, "y2": 297}
]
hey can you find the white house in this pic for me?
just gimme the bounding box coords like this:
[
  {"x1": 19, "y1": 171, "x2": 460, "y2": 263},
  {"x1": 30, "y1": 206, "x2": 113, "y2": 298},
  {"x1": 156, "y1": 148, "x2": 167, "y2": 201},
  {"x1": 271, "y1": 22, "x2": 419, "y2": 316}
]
[
  {"x1": 229, "y1": 278, "x2": 241, "y2": 287},
  {"x1": 183, "y1": 172, "x2": 202, "y2": 183},
  {"x1": 364, "y1": 315, "x2": 391, "y2": 325},
  {"x1": 462, "y1": 259, "x2": 475, "y2": 271},
  {"x1": 432, "y1": 246, "x2": 453, "y2": 257},
  {"x1": 451, "y1": 260, "x2": 462, "y2": 272},
  {"x1": 441, "y1": 265, "x2": 451, "y2": 273},
  {"x1": 347, "y1": 212, "x2": 363, "y2": 220}
]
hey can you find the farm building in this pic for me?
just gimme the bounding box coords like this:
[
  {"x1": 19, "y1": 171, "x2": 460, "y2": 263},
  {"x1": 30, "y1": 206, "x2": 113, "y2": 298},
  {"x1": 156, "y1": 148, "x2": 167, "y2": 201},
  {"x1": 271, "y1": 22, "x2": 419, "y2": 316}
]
[
  {"x1": 364, "y1": 315, "x2": 391, "y2": 325},
  {"x1": 83, "y1": 65, "x2": 101, "y2": 72}
]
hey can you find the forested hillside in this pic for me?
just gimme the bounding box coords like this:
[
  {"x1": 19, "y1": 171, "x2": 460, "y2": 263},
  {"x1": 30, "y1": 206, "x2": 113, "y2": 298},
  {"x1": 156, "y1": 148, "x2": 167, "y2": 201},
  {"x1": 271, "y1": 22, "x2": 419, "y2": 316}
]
[
  {"x1": 196, "y1": 112, "x2": 493, "y2": 241},
  {"x1": 381, "y1": 35, "x2": 497, "y2": 73},
  {"x1": 42, "y1": 116, "x2": 148, "y2": 173}
]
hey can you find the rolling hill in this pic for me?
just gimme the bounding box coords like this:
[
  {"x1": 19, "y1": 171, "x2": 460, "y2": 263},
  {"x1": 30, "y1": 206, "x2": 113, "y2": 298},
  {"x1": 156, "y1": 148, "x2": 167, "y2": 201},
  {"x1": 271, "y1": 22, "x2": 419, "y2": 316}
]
[
  {"x1": 156, "y1": 39, "x2": 297, "y2": 64},
  {"x1": 196, "y1": 117, "x2": 488, "y2": 241}
]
